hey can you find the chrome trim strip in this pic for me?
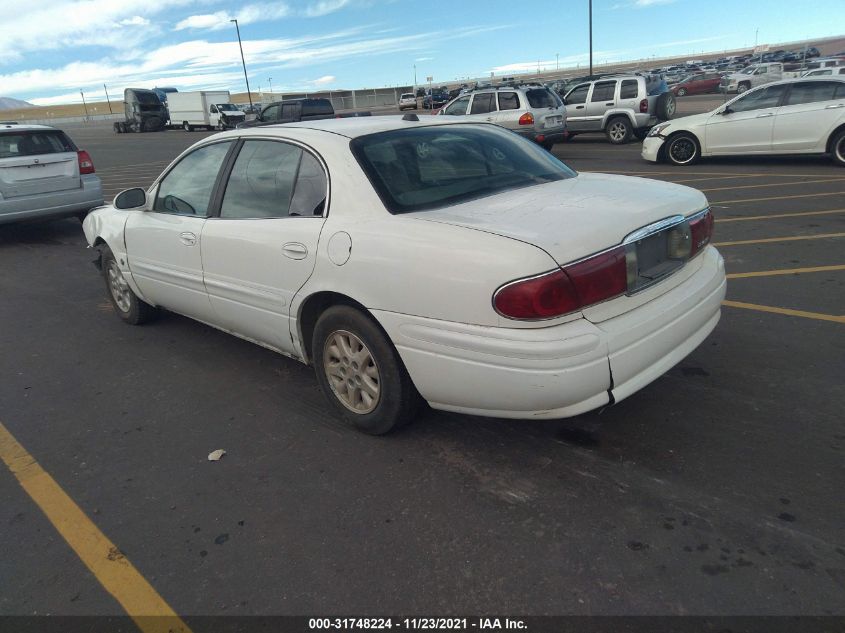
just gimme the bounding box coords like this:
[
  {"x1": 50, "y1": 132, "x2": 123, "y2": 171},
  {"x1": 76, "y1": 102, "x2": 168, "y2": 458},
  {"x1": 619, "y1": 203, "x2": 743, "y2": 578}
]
[{"x1": 624, "y1": 214, "x2": 685, "y2": 244}]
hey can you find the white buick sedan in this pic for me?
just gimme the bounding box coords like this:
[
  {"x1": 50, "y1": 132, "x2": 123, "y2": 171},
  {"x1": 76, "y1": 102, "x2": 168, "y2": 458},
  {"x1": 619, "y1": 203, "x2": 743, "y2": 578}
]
[
  {"x1": 83, "y1": 117, "x2": 725, "y2": 434},
  {"x1": 642, "y1": 77, "x2": 845, "y2": 166}
]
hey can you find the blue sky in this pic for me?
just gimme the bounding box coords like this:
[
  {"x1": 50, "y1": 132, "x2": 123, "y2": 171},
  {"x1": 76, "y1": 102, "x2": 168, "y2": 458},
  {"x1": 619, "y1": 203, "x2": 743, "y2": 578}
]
[{"x1": 2, "y1": 0, "x2": 842, "y2": 106}]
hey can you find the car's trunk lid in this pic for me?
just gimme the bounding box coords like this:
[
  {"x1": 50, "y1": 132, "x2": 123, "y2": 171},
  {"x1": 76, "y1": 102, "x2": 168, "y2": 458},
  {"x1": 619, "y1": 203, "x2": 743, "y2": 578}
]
[{"x1": 409, "y1": 172, "x2": 709, "y2": 321}]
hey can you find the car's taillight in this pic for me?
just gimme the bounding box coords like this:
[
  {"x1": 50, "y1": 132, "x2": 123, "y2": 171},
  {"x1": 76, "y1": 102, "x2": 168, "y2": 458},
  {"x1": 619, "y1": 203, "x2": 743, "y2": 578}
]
[
  {"x1": 518, "y1": 112, "x2": 534, "y2": 126},
  {"x1": 494, "y1": 246, "x2": 627, "y2": 320},
  {"x1": 78, "y1": 150, "x2": 95, "y2": 174},
  {"x1": 689, "y1": 209, "x2": 714, "y2": 258},
  {"x1": 565, "y1": 246, "x2": 628, "y2": 308},
  {"x1": 639, "y1": 98, "x2": 649, "y2": 113}
]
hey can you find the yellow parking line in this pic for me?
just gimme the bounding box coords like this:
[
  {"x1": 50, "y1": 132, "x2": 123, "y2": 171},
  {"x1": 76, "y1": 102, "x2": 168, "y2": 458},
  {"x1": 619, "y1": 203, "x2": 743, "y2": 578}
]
[
  {"x1": 727, "y1": 264, "x2": 845, "y2": 279},
  {"x1": 700, "y1": 177, "x2": 845, "y2": 193},
  {"x1": 716, "y1": 209, "x2": 845, "y2": 223},
  {"x1": 723, "y1": 300, "x2": 845, "y2": 324},
  {"x1": 0, "y1": 421, "x2": 191, "y2": 633},
  {"x1": 714, "y1": 232, "x2": 845, "y2": 247},
  {"x1": 711, "y1": 191, "x2": 845, "y2": 205},
  {"x1": 672, "y1": 174, "x2": 767, "y2": 183}
]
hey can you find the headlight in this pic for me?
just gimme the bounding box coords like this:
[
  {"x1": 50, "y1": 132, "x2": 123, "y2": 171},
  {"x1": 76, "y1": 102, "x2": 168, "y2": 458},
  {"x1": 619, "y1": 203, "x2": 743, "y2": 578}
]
[{"x1": 648, "y1": 123, "x2": 671, "y2": 137}]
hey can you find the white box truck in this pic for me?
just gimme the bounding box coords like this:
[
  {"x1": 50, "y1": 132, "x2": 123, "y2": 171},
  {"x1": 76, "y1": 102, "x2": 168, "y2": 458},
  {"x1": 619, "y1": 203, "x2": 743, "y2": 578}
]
[{"x1": 166, "y1": 91, "x2": 246, "y2": 131}]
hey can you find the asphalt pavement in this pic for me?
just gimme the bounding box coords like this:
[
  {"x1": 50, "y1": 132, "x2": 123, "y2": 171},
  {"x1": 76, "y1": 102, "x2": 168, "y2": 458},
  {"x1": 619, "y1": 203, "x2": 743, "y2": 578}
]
[{"x1": 1, "y1": 97, "x2": 843, "y2": 627}]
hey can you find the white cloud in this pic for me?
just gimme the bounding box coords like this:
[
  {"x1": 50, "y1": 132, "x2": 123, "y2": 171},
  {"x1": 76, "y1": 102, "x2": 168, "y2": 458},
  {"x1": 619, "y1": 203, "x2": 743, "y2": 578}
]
[
  {"x1": 415, "y1": 57, "x2": 434, "y2": 62},
  {"x1": 635, "y1": 0, "x2": 675, "y2": 5},
  {"x1": 303, "y1": 0, "x2": 352, "y2": 17},
  {"x1": 119, "y1": 16, "x2": 151, "y2": 26},
  {"x1": 310, "y1": 75, "x2": 336, "y2": 85},
  {"x1": 0, "y1": 0, "x2": 196, "y2": 63},
  {"x1": 174, "y1": 4, "x2": 292, "y2": 31}
]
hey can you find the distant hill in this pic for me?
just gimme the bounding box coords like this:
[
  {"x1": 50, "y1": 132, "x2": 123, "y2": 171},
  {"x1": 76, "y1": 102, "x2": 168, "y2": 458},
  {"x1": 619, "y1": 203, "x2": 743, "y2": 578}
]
[{"x1": 0, "y1": 97, "x2": 34, "y2": 110}]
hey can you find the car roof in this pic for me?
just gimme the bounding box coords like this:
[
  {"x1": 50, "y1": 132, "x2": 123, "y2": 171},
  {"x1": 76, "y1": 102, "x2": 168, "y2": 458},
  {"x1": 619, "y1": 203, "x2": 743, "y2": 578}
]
[
  {"x1": 234, "y1": 115, "x2": 471, "y2": 139},
  {"x1": 0, "y1": 123, "x2": 58, "y2": 132},
  {"x1": 755, "y1": 76, "x2": 845, "y2": 88}
]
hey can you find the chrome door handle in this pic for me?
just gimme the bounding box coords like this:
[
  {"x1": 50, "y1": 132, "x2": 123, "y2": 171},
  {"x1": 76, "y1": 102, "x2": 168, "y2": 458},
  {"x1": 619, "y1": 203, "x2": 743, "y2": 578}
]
[
  {"x1": 825, "y1": 103, "x2": 845, "y2": 109},
  {"x1": 605, "y1": 102, "x2": 614, "y2": 106},
  {"x1": 755, "y1": 112, "x2": 774, "y2": 118},
  {"x1": 179, "y1": 231, "x2": 197, "y2": 246},
  {"x1": 575, "y1": 105, "x2": 585, "y2": 109},
  {"x1": 282, "y1": 242, "x2": 308, "y2": 260}
]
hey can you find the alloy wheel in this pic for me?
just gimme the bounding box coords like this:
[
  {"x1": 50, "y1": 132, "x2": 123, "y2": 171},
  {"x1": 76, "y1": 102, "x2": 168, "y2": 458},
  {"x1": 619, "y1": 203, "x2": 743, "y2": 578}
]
[
  {"x1": 322, "y1": 330, "x2": 381, "y2": 414},
  {"x1": 107, "y1": 261, "x2": 132, "y2": 313}
]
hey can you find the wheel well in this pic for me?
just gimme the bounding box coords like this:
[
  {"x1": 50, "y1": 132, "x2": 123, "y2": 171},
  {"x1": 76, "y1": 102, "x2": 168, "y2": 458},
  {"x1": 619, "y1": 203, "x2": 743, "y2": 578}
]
[
  {"x1": 605, "y1": 113, "x2": 634, "y2": 129},
  {"x1": 826, "y1": 123, "x2": 845, "y2": 153},
  {"x1": 658, "y1": 130, "x2": 701, "y2": 162},
  {"x1": 297, "y1": 291, "x2": 369, "y2": 364}
]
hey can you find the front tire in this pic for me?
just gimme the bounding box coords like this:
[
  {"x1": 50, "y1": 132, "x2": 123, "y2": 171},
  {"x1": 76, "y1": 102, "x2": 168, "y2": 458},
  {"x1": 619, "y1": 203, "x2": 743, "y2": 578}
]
[
  {"x1": 606, "y1": 116, "x2": 632, "y2": 144},
  {"x1": 676, "y1": 87, "x2": 687, "y2": 96},
  {"x1": 101, "y1": 247, "x2": 157, "y2": 325},
  {"x1": 183, "y1": 121, "x2": 193, "y2": 132},
  {"x1": 664, "y1": 132, "x2": 700, "y2": 166},
  {"x1": 830, "y1": 129, "x2": 845, "y2": 166},
  {"x1": 737, "y1": 83, "x2": 750, "y2": 94},
  {"x1": 312, "y1": 305, "x2": 421, "y2": 435}
]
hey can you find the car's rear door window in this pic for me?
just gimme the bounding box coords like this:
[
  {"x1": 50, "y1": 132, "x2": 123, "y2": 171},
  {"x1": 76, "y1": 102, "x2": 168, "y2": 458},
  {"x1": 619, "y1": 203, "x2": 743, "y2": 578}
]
[
  {"x1": 470, "y1": 93, "x2": 495, "y2": 114},
  {"x1": 590, "y1": 81, "x2": 617, "y2": 102},
  {"x1": 220, "y1": 140, "x2": 302, "y2": 218},
  {"x1": 619, "y1": 80, "x2": 638, "y2": 99},
  {"x1": 785, "y1": 81, "x2": 838, "y2": 105},
  {"x1": 498, "y1": 92, "x2": 520, "y2": 110}
]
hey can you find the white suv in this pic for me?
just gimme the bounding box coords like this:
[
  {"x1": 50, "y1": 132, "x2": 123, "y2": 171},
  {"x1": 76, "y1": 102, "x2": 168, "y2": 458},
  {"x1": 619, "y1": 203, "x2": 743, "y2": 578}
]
[
  {"x1": 563, "y1": 74, "x2": 677, "y2": 144},
  {"x1": 398, "y1": 93, "x2": 417, "y2": 111},
  {"x1": 438, "y1": 85, "x2": 567, "y2": 149},
  {"x1": 1, "y1": 123, "x2": 103, "y2": 224}
]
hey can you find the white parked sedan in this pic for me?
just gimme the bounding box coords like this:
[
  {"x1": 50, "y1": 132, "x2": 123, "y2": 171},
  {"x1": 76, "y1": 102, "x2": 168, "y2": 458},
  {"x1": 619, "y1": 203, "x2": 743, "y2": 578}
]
[
  {"x1": 83, "y1": 117, "x2": 725, "y2": 434},
  {"x1": 642, "y1": 77, "x2": 845, "y2": 166}
]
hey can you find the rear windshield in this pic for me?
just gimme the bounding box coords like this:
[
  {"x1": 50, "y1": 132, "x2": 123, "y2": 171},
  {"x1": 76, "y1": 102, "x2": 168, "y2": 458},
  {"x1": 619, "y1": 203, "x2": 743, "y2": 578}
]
[
  {"x1": 525, "y1": 88, "x2": 557, "y2": 108},
  {"x1": 350, "y1": 125, "x2": 576, "y2": 214},
  {"x1": 0, "y1": 131, "x2": 75, "y2": 158}
]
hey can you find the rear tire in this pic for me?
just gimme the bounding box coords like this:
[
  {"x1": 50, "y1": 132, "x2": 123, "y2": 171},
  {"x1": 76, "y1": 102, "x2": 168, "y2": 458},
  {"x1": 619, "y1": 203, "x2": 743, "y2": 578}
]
[
  {"x1": 664, "y1": 132, "x2": 700, "y2": 166},
  {"x1": 312, "y1": 305, "x2": 421, "y2": 435},
  {"x1": 831, "y1": 129, "x2": 845, "y2": 166},
  {"x1": 737, "y1": 83, "x2": 750, "y2": 94},
  {"x1": 605, "y1": 116, "x2": 632, "y2": 144},
  {"x1": 676, "y1": 87, "x2": 688, "y2": 96},
  {"x1": 101, "y1": 246, "x2": 158, "y2": 325},
  {"x1": 183, "y1": 121, "x2": 193, "y2": 132},
  {"x1": 113, "y1": 122, "x2": 122, "y2": 134}
]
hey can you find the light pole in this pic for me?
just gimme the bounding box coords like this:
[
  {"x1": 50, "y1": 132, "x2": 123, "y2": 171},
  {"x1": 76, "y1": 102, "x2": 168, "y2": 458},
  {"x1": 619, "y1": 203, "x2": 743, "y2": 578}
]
[
  {"x1": 268, "y1": 77, "x2": 273, "y2": 98},
  {"x1": 754, "y1": 28, "x2": 759, "y2": 49},
  {"x1": 589, "y1": 0, "x2": 593, "y2": 76},
  {"x1": 231, "y1": 19, "x2": 253, "y2": 109},
  {"x1": 413, "y1": 64, "x2": 417, "y2": 88},
  {"x1": 80, "y1": 90, "x2": 90, "y2": 121},
  {"x1": 556, "y1": 53, "x2": 559, "y2": 71}
]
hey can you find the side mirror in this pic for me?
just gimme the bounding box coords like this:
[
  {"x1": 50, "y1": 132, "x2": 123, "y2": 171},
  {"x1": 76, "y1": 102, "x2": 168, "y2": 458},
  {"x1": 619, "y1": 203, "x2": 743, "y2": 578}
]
[{"x1": 114, "y1": 188, "x2": 147, "y2": 210}]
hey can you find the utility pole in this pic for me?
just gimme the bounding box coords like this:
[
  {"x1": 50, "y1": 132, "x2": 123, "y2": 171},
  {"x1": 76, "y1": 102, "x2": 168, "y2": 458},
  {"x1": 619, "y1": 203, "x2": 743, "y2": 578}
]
[
  {"x1": 231, "y1": 19, "x2": 253, "y2": 109},
  {"x1": 80, "y1": 90, "x2": 90, "y2": 121},
  {"x1": 268, "y1": 77, "x2": 273, "y2": 98},
  {"x1": 589, "y1": 0, "x2": 593, "y2": 76},
  {"x1": 413, "y1": 64, "x2": 417, "y2": 88},
  {"x1": 754, "y1": 28, "x2": 759, "y2": 49},
  {"x1": 556, "y1": 53, "x2": 559, "y2": 71},
  {"x1": 103, "y1": 84, "x2": 113, "y2": 114}
]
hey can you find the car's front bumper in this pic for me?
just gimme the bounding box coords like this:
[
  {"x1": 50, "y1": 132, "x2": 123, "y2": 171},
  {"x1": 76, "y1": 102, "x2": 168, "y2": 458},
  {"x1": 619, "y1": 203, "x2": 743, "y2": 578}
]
[
  {"x1": 641, "y1": 135, "x2": 665, "y2": 162},
  {"x1": 0, "y1": 175, "x2": 104, "y2": 225},
  {"x1": 373, "y1": 247, "x2": 725, "y2": 420}
]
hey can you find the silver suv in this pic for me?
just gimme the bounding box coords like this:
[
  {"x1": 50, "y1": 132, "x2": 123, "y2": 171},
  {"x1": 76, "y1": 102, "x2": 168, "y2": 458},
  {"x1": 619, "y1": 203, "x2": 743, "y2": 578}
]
[
  {"x1": 563, "y1": 75, "x2": 677, "y2": 144},
  {"x1": 1, "y1": 123, "x2": 103, "y2": 224},
  {"x1": 438, "y1": 85, "x2": 567, "y2": 149}
]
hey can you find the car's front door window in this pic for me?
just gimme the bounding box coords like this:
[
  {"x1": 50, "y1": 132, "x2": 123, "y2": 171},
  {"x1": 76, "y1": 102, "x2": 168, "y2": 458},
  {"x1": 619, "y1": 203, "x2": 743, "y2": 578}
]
[
  {"x1": 443, "y1": 96, "x2": 470, "y2": 115},
  {"x1": 565, "y1": 84, "x2": 589, "y2": 105},
  {"x1": 729, "y1": 85, "x2": 787, "y2": 112},
  {"x1": 153, "y1": 141, "x2": 232, "y2": 216}
]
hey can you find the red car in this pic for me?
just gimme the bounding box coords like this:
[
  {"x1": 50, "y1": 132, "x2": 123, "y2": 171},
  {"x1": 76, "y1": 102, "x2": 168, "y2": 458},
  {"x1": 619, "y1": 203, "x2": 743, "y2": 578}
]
[{"x1": 671, "y1": 72, "x2": 723, "y2": 96}]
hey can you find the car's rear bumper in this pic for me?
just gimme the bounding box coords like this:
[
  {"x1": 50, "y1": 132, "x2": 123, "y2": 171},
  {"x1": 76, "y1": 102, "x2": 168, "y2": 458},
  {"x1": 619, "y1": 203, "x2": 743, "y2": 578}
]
[
  {"x1": 0, "y1": 175, "x2": 103, "y2": 225},
  {"x1": 372, "y1": 247, "x2": 725, "y2": 420}
]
